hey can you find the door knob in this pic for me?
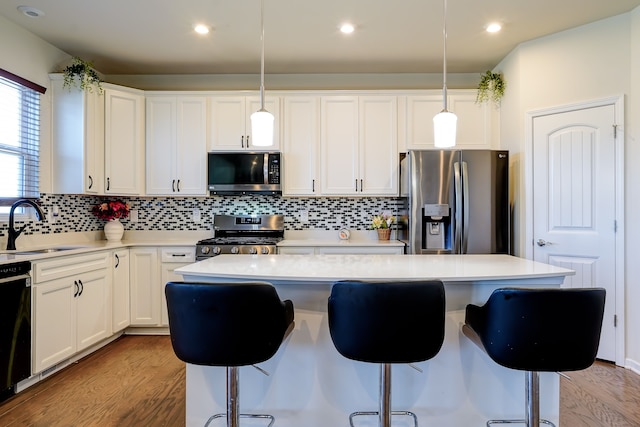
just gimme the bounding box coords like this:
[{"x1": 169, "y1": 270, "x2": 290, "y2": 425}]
[{"x1": 536, "y1": 239, "x2": 552, "y2": 247}]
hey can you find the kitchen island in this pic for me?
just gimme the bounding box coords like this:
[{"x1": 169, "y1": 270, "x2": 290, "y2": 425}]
[{"x1": 176, "y1": 254, "x2": 574, "y2": 427}]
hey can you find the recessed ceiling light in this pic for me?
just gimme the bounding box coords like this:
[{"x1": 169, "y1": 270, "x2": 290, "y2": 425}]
[
  {"x1": 194, "y1": 24, "x2": 210, "y2": 35},
  {"x1": 340, "y1": 23, "x2": 355, "y2": 34},
  {"x1": 486, "y1": 23, "x2": 502, "y2": 33},
  {"x1": 17, "y1": 5, "x2": 45, "y2": 18}
]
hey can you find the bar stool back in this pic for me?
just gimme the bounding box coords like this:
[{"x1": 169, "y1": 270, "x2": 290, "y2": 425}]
[
  {"x1": 328, "y1": 280, "x2": 446, "y2": 427},
  {"x1": 165, "y1": 281, "x2": 294, "y2": 427},
  {"x1": 463, "y1": 287, "x2": 606, "y2": 427}
]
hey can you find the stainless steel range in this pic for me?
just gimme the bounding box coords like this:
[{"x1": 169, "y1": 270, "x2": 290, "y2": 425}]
[{"x1": 196, "y1": 214, "x2": 284, "y2": 260}]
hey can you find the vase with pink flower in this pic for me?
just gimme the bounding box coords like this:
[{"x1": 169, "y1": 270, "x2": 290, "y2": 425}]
[{"x1": 92, "y1": 200, "x2": 130, "y2": 241}]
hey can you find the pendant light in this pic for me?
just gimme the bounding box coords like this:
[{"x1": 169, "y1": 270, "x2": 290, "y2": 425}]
[
  {"x1": 433, "y1": 0, "x2": 457, "y2": 148},
  {"x1": 250, "y1": 0, "x2": 274, "y2": 147}
]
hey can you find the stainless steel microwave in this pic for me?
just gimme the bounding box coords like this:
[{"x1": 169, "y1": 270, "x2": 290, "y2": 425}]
[{"x1": 207, "y1": 152, "x2": 282, "y2": 195}]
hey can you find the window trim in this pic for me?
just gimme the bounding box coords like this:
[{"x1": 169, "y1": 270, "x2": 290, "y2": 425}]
[{"x1": 0, "y1": 69, "x2": 46, "y2": 94}]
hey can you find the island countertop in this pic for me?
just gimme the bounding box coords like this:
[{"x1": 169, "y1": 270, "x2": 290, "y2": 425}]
[{"x1": 176, "y1": 253, "x2": 574, "y2": 285}]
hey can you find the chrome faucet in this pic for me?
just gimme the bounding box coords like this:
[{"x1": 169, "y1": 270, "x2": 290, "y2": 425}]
[{"x1": 7, "y1": 199, "x2": 45, "y2": 250}]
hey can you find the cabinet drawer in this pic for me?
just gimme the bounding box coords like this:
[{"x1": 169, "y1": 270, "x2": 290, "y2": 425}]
[
  {"x1": 33, "y1": 252, "x2": 110, "y2": 283},
  {"x1": 160, "y1": 247, "x2": 196, "y2": 263}
]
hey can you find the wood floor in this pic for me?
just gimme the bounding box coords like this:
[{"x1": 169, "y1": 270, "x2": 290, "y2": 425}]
[{"x1": 1, "y1": 335, "x2": 639, "y2": 426}]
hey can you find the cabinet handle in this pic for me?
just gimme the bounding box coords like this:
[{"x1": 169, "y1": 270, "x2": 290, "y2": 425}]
[
  {"x1": 106, "y1": 177, "x2": 110, "y2": 191},
  {"x1": 88, "y1": 175, "x2": 93, "y2": 189},
  {"x1": 73, "y1": 280, "x2": 79, "y2": 297},
  {"x1": 78, "y1": 279, "x2": 84, "y2": 296},
  {"x1": 172, "y1": 253, "x2": 187, "y2": 257},
  {"x1": 241, "y1": 135, "x2": 245, "y2": 148},
  {"x1": 355, "y1": 179, "x2": 358, "y2": 191},
  {"x1": 360, "y1": 179, "x2": 363, "y2": 192},
  {"x1": 312, "y1": 179, "x2": 315, "y2": 192},
  {"x1": 246, "y1": 135, "x2": 250, "y2": 147},
  {"x1": 177, "y1": 179, "x2": 181, "y2": 192},
  {"x1": 172, "y1": 179, "x2": 176, "y2": 192},
  {"x1": 115, "y1": 253, "x2": 120, "y2": 268}
]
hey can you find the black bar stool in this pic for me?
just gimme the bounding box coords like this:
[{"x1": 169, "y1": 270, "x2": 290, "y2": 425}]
[
  {"x1": 328, "y1": 280, "x2": 446, "y2": 427},
  {"x1": 165, "y1": 281, "x2": 294, "y2": 427},
  {"x1": 463, "y1": 287, "x2": 606, "y2": 427}
]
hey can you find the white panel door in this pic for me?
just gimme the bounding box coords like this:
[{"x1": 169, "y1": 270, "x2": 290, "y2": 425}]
[
  {"x1": 76, "y1": 269, "x2": 111, "y2": 352},
  {"x1": 532, "y1": 104, "x2": 617, "y2": 361},
  {"x1": 321, "y1": 96, "x2": 359, "y2": 195},
  {"x1": 282, "y1": 96, "x2": 320, "y2": 195},
  {"x1": 176, "y1": 97, "x2": 207, "y2": 195},
  {"x1": 145, "y1": 97, "x2": 176, "y2": 194}
]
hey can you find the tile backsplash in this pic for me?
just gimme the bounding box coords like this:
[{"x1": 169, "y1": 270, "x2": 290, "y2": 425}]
[{"x1": 2, "y1": 194, "x2": 404, "y2": 237}]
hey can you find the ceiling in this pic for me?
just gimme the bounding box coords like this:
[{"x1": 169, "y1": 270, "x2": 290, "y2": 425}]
[{"x1": 1, "y1": 0, "x2": 639, "y2": 75}]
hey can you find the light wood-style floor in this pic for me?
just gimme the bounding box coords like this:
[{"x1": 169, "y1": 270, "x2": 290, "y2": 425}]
[{"x1": 1, "y1": 336, "x2": 639, "y2": 426}]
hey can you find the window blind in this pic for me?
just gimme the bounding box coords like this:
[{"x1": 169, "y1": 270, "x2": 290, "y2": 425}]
[{"x1": 0, "y1": 74, "x2": 41, "y2": 203}]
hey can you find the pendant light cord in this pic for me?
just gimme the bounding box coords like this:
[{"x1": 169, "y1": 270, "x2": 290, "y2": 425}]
[
  {"x1": 259, "y1": 0, "x2": 266, "y2": 110},
  {"x1": 442, "y1": 0, "x2": 448, "y2": 111}
]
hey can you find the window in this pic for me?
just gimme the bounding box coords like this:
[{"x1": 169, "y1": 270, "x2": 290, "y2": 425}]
[{"x1": 0, "y1": 69, "x2": 45, "y2": 207}]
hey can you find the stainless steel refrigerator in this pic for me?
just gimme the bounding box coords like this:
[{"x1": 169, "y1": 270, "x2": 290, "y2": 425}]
[{"x1": 399, "y1": 149, "x2": 510, "y2": 254}]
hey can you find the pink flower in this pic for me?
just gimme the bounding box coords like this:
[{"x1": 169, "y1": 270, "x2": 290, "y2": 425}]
[{"x1": 92, "y1": 200, "x2": 130, "y2": 221}]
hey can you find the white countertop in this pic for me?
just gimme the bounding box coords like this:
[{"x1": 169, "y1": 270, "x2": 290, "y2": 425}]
[
  {"x1": 176, "y1": 254, "x2": 575, "y2": 284},
  {"x1": 277, "y1": 238, "x2": 405, "y2": 247}
]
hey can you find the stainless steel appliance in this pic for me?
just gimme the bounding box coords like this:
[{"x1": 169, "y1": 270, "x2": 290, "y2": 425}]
[
  {"x1": 400, "y1": 149, "x2": 509, "y2": 254},
  {"x1": 0, "y1": 261, "x2": 32, "y2": 402},
  {"x1": 196, "y1": 214, "x2": 284, "y2": 260},
  {"x1": 207, "y1": 152, "x2": 282, "y2": 195}
]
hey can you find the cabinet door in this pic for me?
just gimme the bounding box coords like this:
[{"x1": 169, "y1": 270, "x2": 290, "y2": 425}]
[
  {"x1": 145, "y1": 97, "x2": 177, "y2": 195},
  {"x1": 104, "y1": 88, "x2": 145, "y2": 195},
  {"x1": 449, "y1": 91, "x2": 495, "y2": 149},
  {"x1": 359, "y1": 96, "x2": 399, "y2": 195},
  {"x1": 320, "y1": 96, "x2": 359, "y2": 195},
  {"x1": 160, "y1": 262, "x2": 191, "y2": 326},
  {"x1": 209, "y1": 96, "x2": 247, "y2": 150},
  {"x1": 112, "y1": 249, "x2": 130, "y2": 333},
  {"x1": 282, "y1": 96, "x2": 320, "y2": 195},
  {"x1": 129, "y1": 248, "x2": 160, "y2": 326},
  {"x1": 33, "y1": 278, "x2": 76, "y2": 373},
  {"x1": 404, "y1": 94, "x2": 445, "y2": 149},
  {"x1": 246, "y1": 96, "x2": 281, "y2": 150},
  {"x1": 176, "y1": 97, "x2": 207, "y2": 195},
  {"x1": 76, "y1": 269, "x2": 111, "y2": 351}
]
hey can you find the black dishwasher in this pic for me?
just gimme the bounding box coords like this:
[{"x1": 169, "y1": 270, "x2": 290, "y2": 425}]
[{"x1": 0, "y1": 261, "x2": 32, "y2": 403}]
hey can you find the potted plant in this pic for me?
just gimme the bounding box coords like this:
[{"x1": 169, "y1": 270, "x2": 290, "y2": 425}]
[
  {"x1": 63, "y1": 57, "x2": 103, "y2": 93},
  {"x1": 371, "y1": 213, "x2": 396, "y2": 240},
  {"x1": 475, "y1": 70, "x2": 506, "y2": 106}
]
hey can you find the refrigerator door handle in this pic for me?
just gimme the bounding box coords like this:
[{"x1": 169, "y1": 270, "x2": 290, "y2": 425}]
[
  {"x1": 454, "y1": 162, "x2": 462, "y2": 253},
  {"x1": 462, "y1": 161, "x2": 470, "y2": 253}
]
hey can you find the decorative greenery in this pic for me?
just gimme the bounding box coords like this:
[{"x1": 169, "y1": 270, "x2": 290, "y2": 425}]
[
  {"x1": 92, "y1": 200, "x2": 130, "y2": 221},
  {"x1": 475, "y1": 70, "x2": 506, "y2": 105},
  {"x1": 371, "y1": 213, "x2": 396, "y2": 230},
  {"x1": 63, "y1": 57, "x2": 103, "y2": 93}
]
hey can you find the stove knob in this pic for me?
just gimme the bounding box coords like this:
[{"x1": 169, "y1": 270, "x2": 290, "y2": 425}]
[
  {"x1": 261, "y1": 247, "x2": 270, "y2": 254},
  {"x1": 248, "y1": 247, "x2": 258, "y2": 255},
  {"x1": 231, "y1": 246, "x2": 239, "y2": 254},
  {"x1": 201, "y1": 246, "x2": 211, "y2": 254},
  {"x1": 213, "y1": 247, "x2": 221, "y2": 255}
]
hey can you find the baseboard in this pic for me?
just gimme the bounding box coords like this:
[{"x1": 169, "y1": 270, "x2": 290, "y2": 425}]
[{"x1": 625, "y1": 357, "x2": 640, "y2": 375}]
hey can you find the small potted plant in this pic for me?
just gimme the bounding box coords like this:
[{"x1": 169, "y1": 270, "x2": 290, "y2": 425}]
[
  {"x1": 371, "y1": 213, "x2": 396, "y2": 240},
  {"x1": 475, "y1": 70, "x2": 506, "y2": 106},
  {"x1": 92, "y1": 200, "x2": 130, "y2": 241},
  {"x1": 63, "y1": 57, "x2": 103, "y2": 93}
]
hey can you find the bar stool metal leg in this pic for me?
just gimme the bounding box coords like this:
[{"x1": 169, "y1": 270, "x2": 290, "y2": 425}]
[
  {"x1": 486, "y1": 371, "x2": 556, "y2": 427},
  {"x1": 204, "y1": 366, "x2": 275, "y2": 427}
]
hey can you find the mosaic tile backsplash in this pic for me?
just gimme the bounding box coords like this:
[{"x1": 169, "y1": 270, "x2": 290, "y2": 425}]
[{"x1": 2, "y1": 194, "x2": 404, "y2": 237}]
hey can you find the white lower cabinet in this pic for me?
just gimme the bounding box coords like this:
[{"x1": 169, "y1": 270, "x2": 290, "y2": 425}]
[
  {"x1": 129, "y1": 246, "x2": 195, "y2": 327},
  {"x1": 160, "y1": 247, "x2": 196, "y2": 326},
  {"x1": 112, "y1": 249, "x2": 130, "y2": 333},
  {"x1": 32, "y1": 252, "x2": 112, "y2": 373},
  {"x1": 129, "y1": 248, "x2": 160, "y2": 326}
]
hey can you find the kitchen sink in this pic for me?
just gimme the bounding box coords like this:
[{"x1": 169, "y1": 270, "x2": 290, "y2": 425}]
[{"x1": 1, "y1": 246, "x2": 89, "y2": 255}]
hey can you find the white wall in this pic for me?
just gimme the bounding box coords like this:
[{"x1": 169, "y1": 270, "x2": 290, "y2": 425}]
[
  {"x1": 0, "y1": 14, "x2": 71, "y2": 194},
  {"x1": 497, "y1": 11, "x2": 640, "y2": 370}
]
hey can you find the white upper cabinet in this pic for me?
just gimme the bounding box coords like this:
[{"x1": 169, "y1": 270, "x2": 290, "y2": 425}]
[
  {"x1": 321, "y1": 95, "x2": 398, "y2": 196},
  {"x1": 50, "y1": 74, "x2": 104, "y2": 195},
  {"x1": 402, "y1": 90, "x2": 496, "y2": 150},
  {"x1": 104, "y1": 85, "x2": 145, "y2": 195},
  {"x1": 209, "y1": 95, "x2": 281, "y2": 151},
  {"x1": 146, "y1": 96, "x2": 207, "y2": 195},
  {"x1": 282, "y1": 96, "x2": 320, "y2": 196}
]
